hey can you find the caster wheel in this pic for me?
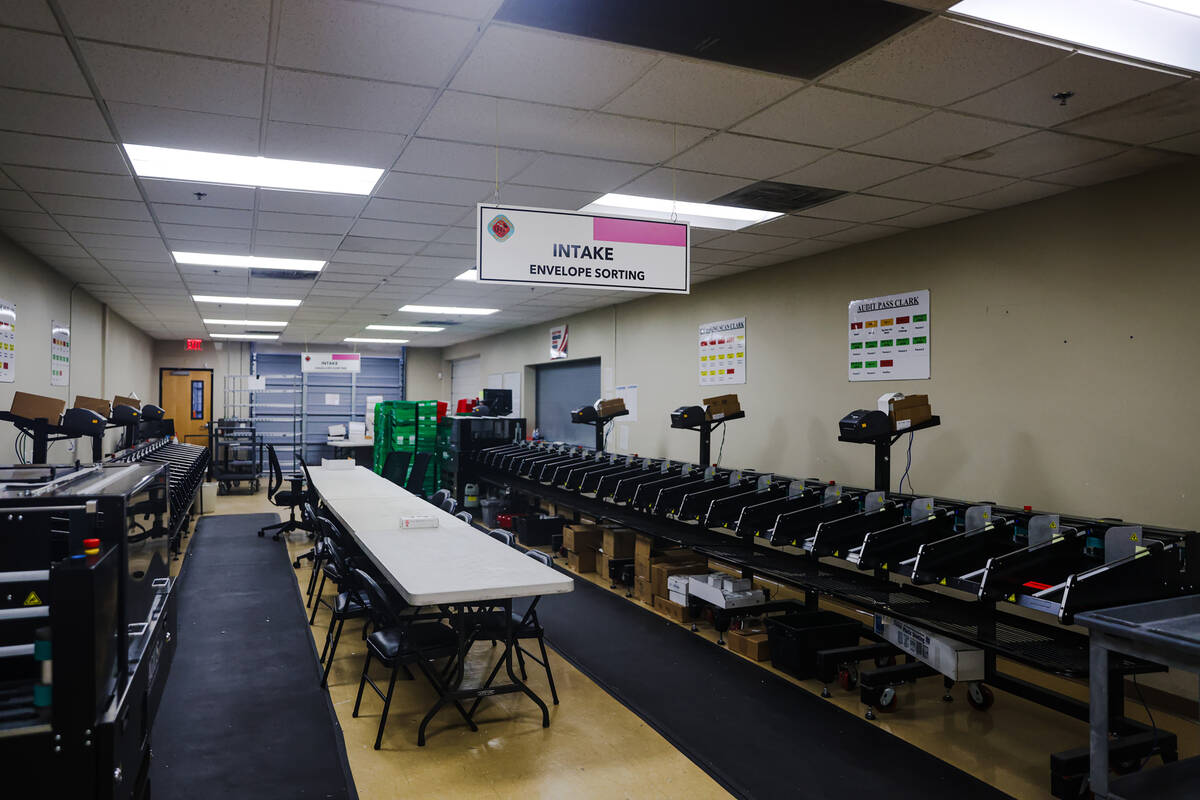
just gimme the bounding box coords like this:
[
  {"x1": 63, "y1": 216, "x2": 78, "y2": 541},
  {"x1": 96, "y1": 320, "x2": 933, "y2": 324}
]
[
  {"x1": 821, "y1": 686, "x2": 832, "y2": 698},
  {"x1": 690, "y1": 623, "x2": 699, "y2": 632},
  {"x1": 838, "y1": 665, "x2": 859, "y2": 691},
  {"x1": 865, "y1": 708, "x2": 877, "y2": 721},
  {"x1": 966, "y1": 682, "x2": 994, "y2": 711},
  {"x1": 875, "y1": 686, "x2": 898, "y2": 712},
  {"x1": 875, "y1": 654, "x2": 896, "y2": 668},
  {"x1": 257, "y1": 530, "x2": 265, "y2": 537},
  {"x1": 292, "y1": 560, "x2": 302, "y2": 569}
]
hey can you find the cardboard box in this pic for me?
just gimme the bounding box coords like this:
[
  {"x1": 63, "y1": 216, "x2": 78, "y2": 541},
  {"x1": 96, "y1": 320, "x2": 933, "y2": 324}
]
[
  {"x1": 703, "y1": 393, "x2": 741, "y2": 420},
  {"x1": 889, "y1": 394, "x2": 932, "y2": 431},
  {"x1": 597, "y1": 553, "x2": 610, "y2": 581},
  {"x1": 634, "y1": 533, "x2": 655, "y2": 573},
  {"x1": 11, "y1": 392, "x2": 66, "y2": 422},
  {"x1": 567, "y1": 549, "x2": 597, "y2": 574},
  {"x1": 597, "y1": 397, "x2": 627, "y2": 416},
  {"x1": 564, "y1": 524, "x2": 602, "y2": 553},
  {"x1": 708, "y1": 559, "x2": 741, "y2": 578},
  {"x1": 874, "y1": 615, "x2": 984, "y2": 681},
  {"x1": 73, "y1": 395, "x2": 112, "y2": 417},
  {"x1": 654, "y1": 595, "x2": 690, "y2": 624},
  {"x1": 603, "y1": 527, "x2": 635, "y2": 559},
  {"x1": 727, "y1": 627, "x2": 771, "y2": 661},
  {"x1": 112, "y1": 394, "x2": 141, "y2": 410},
  {"x1": 634, "y1": 575, "x2": 653, "y2": 603},
  {"x1": 651, "y1": 560, "x2": 709, "y2": 598},
  {"x1": 668, "y1": 590, "x2": 689, "y2": 606},
  {"x1": 666, "y1": 574, "x2": 692, "y2": 595}
]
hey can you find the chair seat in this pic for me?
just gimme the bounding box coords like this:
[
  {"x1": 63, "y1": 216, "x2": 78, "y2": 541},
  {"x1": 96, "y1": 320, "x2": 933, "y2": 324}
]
[
  {"x1": 334, "y1": 589, "x2": 370, "y2": 617},
  {"x1": 322, "y1": 562, "x2": 343, "y2": 582},
  {"x1": 367, "y1": 622, "x2": 459, "y2": 662},
  {"x1": 274, "y1": 489, "x2": 302, "y2": 505}
]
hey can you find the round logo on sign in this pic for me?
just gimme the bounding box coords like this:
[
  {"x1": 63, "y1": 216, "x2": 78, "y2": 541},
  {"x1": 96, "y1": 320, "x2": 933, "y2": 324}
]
[{"x1": 488, "y1": 214, "x2": 514, "y2": 242}]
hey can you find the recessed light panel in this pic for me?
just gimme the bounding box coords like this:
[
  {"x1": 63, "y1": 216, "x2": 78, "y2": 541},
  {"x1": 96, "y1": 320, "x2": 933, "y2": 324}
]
[
  {"x1": 579, "y1": 193, "x2": 782, "y2": 231},
  {"x1": 193, "y1": 295, "x2": 302, "y2": 307},
  {"x1": 399, "y1": 305, "x2": 500, "y2": 315},
  {"x1": 175, "y1": 251, "x2": 325, "y2": 272},
  {"x1": 125, "y1": 144, "x2": 383, "y2": 195}
]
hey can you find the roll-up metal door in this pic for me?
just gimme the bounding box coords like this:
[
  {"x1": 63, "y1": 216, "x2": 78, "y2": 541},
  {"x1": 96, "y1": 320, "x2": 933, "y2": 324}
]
[{"x1": 535, "y1": 358, "x2": 600, "y2": 445}]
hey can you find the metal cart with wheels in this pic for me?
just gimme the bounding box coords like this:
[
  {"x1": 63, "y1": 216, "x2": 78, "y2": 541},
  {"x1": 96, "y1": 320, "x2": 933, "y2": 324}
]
[{"x1": 210, "y1": 418, "x2": 262, "y2": 495}]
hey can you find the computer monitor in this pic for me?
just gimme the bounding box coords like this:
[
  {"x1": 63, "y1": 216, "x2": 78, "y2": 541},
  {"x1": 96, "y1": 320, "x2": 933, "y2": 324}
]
[{"x1": 480, "y1": 388, "x2": 512, "y2": 416}]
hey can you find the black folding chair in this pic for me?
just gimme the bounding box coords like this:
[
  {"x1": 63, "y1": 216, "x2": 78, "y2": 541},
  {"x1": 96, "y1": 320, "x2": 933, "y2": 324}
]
[
  {"x1": 455, "y1": 510, "x2": 473, "y2": 526},
  {"x1": 259, "y1": 444, "x2": 311, "y2": 540},
  {"x1": 317, "y1": 535, "x2": 371, "y2": 687},
  {"x1": 488, "y1": 529, "x2": 516, "y2": 547},
  {"x1": 404, "y1": 451, "x2": 433, "y2": 496},
  {"x1": 441, "y1": 497, "x2": 458, "y2": 515},
  {"x1": 350, "y1": 568, "x2": 474, "y2": 749},
  {"x1": 429, "y1": 489, "x2": 450, "y2": 508},
  {"x1": 382, "y1": 450, "x2": 411, "y2": 487}
]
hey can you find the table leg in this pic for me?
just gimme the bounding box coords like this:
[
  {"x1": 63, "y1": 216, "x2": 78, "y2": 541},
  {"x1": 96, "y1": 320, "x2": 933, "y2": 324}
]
[
  {"x1": 1090, "y1": 638, "x2": 1109, "y2": 798},
  {"x1": 501, "y1": 598, "x2": 550, "y2": 728}
]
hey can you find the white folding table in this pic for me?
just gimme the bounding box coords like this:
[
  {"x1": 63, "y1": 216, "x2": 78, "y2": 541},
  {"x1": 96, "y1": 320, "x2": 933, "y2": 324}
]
[{"x1": 307, "y1": 465, "x2": 574, "y2": 743}]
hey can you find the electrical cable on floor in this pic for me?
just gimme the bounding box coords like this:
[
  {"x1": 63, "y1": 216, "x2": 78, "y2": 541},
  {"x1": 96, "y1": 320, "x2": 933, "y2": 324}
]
[
  {"x1": 899, "y1": 431, "x2": 915, "y2": 493},
  {"x1": 716, "y1": 421, "x2": 727, "y2": 465}
]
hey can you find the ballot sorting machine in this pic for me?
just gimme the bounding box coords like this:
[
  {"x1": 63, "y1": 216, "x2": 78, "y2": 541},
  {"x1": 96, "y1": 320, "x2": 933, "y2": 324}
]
[
  {"x1": 107, "y1": 438, "x2": 208, "y2": 556},
  {"x1": 471, "y1": 438, "x2": 1199, "y2": 797},
  {"x1": 0, "y1": 462, "x2": 176, "y2": 799}
]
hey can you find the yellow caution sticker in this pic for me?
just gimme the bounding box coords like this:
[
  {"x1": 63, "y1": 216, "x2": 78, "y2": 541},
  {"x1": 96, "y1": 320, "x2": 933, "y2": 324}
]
[
  {"x1": 1007, "y1": 593, "x2": 1017, "y2": 603},
  {"x1": 939, "y1": 578, "x2": 947, "y2": 586},
  {"x1": 23, "y1": 591, "x2": 42, "y2": 606}
]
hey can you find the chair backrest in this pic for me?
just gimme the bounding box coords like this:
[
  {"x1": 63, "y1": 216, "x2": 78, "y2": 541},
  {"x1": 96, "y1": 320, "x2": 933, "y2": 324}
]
[
  {"x1": 429, "y1": 489, "x2": 450, "y2": 508},
  {"x1": 266, "y1": 444, "x2": 283, "y2": 499},
  {"x1": 441, "y1": 497, "x2": 458, "y2": 515},
  {"x1": 525, "y1": 549, "x2": 554, "y2": 567},
  {"x1": 302, "y1": 501, "x2": 318, "y2": 524},
  {"x1": 296, "y1": 454, "x2": 317, "y2": 505},
  {"x1": 382, "y1": 450, "x2": 412, "y2": 487},
  {"x1": 353, "y1": 568, "x2": 402, "y2": 629},
  {"x1": 489, "y1": 529, "x2": 515, "y2": 547},
  {"x1": 323, "y1": 535, "x2": 355, "y2": 584},
  {"x1": 404, "y1": 451, "x2": 433, "y2": 495},
  {"x1": 455, "y1": 510, "x2": 473, "y2": 526}
]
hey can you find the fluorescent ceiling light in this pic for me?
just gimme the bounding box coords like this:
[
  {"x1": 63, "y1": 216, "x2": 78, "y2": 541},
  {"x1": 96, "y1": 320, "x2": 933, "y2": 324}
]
[
  {"x1": 366, "y1": 324, "x2": 445, "y2": 332},
  {"x1": 124, "y1": 144, "x2": 383, "y2": 195},
  {"x1": 454, "y1": 269, "x2": 478, "y2": 281},
  {"x1": 344, "y1": 337, "x2": 410, "y2": 344},
  {"x1": 210, "y1": 332, "x2": 280, "y2": 340},
  {"x1": 193, "y1": 295, "x2": 302, "y2": 307},
  {"x1": 579, "y1": 193, "x2": 782, "y2": 231},
  {"x1": 204, "y1": 318, "x2": 288, "y2": 327},
  {"x1": 399, "y1": 304, "x2": 499, "y2": 315},
  {"x1": 949, "y1": 0, "x2": 1200, "y2": 72},
  {"x1": 175, "y1": 251, "x2": 325, "y2": 272}
]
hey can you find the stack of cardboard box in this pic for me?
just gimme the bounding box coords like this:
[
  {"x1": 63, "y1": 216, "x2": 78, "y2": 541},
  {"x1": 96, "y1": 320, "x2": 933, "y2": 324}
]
[
  {"x1": 564, "y1": 523, "x2": 602, "y2": 574},
  {"x1": 703, "y1": 393, "x2": 741, "y2": 420},
  {"x1": 648, "y1": 547, "x2": 709, "y2": 621},
  {"x1": 599, "y1": 526, "x2": 635, "y2": 582},
  {"x1": 597, "y1": 397, "x2": 627, "y2": 417}
]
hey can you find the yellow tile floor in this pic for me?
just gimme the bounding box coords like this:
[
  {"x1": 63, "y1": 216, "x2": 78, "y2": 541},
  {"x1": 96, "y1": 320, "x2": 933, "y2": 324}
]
[{"x1": 188, "y1": 490, "x2": 1197, "y2": 800}]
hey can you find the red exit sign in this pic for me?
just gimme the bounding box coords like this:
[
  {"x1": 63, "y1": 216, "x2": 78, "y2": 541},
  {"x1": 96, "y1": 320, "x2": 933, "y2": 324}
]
[{"x1": 186, "y1": 338, "x2": 203, "y2": 351}]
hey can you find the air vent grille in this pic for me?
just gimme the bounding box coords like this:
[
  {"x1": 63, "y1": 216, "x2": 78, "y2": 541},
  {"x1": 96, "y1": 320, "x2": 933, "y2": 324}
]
[{"x1": 711, "y1": 181, "x2": 845, "y2": 213}]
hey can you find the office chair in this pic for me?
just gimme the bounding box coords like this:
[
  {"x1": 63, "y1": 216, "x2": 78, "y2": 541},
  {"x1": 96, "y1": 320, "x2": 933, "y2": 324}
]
[
  {"x1": 350, "y1": 568, "x2": 472, "y2": 749},
  {"x1": 455, "y1": 510, "x2": 473, "y2": 526},
  {"x1": 441, "y1": 497, "x2": 458, "y2": 516},
  {"x1": 404, "y1": 451, "x2": 433, "y2": 496},
  {"x1": 429, "y1": 488, "x2": 450, "y2": 508},
  {"x1": 468, "y1": 549, "x2": 560, "y2": 718},
  {"x1": 259, "y1": 444, "x2": 311, "y2": 540},
  {"x1": 317, "y1": 533, "x2": 371, "y2": 688},
  {"x1": 488, "y1": 529, "x2": 516, "y2": 547},
  {"x1": 382, "y1": 450, "x2": 411, "y2": 487}
]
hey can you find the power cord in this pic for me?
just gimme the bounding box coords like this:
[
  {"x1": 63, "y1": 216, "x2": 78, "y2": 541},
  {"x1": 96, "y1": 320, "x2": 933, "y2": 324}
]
[
  {"x1": 715, "y1": 421, "x2": 727, "y2": 465},
  {"x1": 899, "y1": 432, "x2": 915, "y2": 493}
]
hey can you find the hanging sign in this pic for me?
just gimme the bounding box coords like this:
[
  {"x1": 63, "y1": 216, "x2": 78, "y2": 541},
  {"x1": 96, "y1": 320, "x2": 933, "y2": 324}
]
[
  {"x1": 302, "y1": 352, "x2": 361, "y2": 373},
  {"x1": 50, "y1": 320, "x2": 69, "y2": 387},
  {"x1": 549, "y1": 324, "x2": 568, "y2": 359},
  {"x1": 699, "y1": 317, "x2": 746, "y2": 386},
  {"x1": 477, "y1": 203, "x2": 689, "y2": 293},
  {"x1": 848, "y1": 289, "x2": 930, "y2": 382},
  {"x1": 0, "y1": 297, "x2": 14, "y2": 383}
]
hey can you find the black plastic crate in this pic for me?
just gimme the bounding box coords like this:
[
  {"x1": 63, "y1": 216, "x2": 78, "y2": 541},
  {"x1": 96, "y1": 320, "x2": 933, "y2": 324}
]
[
  {"x1": 514, "y1": 514, "x2": 564, "y2": 546},
  {"x1": 765, "y1": 611, "x2": 862, "y2": 679}
]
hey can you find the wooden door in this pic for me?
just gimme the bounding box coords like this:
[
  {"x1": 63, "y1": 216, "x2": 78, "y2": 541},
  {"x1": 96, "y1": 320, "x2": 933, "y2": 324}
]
[{"x1": 160, "y1": 369, "x2": 212, "y2": 445}]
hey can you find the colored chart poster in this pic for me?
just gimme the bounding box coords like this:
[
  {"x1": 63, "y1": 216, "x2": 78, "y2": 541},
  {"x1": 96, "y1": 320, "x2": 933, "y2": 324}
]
[
  {"x1": 699, "y1": 317, "x2": 746, "y2": 386},
  {"x1": 848, "y1": 290, "x2": 930, "y2": 382},
  {"x1": 549, "y1": 324, "x2": 568, "y2": 359},
  {"x1": 0, "y1": 297, "x2": 14, "y2": 383},
  {"x1": 51, "y1": 319, "x2": 70, "y2": 387}
]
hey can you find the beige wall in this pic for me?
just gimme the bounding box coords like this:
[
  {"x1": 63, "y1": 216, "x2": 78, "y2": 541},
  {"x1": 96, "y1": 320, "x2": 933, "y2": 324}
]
[
  {"x1": 0, "y1": 235, "x2": 156, "y2": 462},
  {"x1": 436, "y1": 162, "x2": 1200, "y2": 532},
  {"x1": 150, "y1": 338, "x2": 252, "y2": 422},
  {"x1": 404, "y1": 346, "x2": 444, "y2": 402}
]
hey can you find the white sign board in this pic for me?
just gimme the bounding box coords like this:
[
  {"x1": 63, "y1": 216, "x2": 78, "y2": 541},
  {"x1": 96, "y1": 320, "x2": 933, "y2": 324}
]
[
  {"x1": 848, "y1": 290, "x2": 930, "y2": 382},
  {"x1": 0, "y1": 297, "x2": 14, "y2": 383},
  {"x1": 614, "y1": 384, "x2": 638, "y2": 422},
  {"x1": 549, "y1": 323, "x2": 568, "y2": 359},
  {"x1": 699, "y1": 317, "x2": 746, "y2": 386},
  {"x1": 51, "y1": 319, "x2": 69, "y2": 387},
  {"x1": 302, "y1": 352, "x2": 361, "y2": 373},
  {"x1": 477, "y1": 203, "x2": 689, "y2": 293}
]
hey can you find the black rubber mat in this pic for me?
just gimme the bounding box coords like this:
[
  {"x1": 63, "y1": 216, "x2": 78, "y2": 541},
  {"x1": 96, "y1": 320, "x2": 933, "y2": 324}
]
[
  {"x1": 150, "y1": 514, "x2": 356, "y2": 800},
  {"x1": 535, "y1": 573, "x2": 1014, "y2": 800}
]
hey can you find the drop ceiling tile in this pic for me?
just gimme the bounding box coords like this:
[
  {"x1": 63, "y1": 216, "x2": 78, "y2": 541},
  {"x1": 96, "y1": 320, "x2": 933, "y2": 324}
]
[
  {"x1": 0, "y1": 29, "x2": 91, "y2": 95},
  {"x1": 953, "y1": 53, "x2": 1185, "y2": 128},
  {"x1": 4, "y1": 167, "x2": 141, "y2": 201},
  {"x1": 741, "y1": 214, "x2": 854, "y2": 238},
  {"x1": 1156, "y1": 131, "x2": 1200, "y2": 155},
  {"x1": 854, "y1": 111, "x2": 1034, "y2": 164},
  {"x1": 7, "y1": 228, "x2": 77, "y2": 245},
  {"x1": 276, "y1": 0, "x2": 477, "y2": 86},
  {"x1": 263, "y1": 121, "x2": 405, "y2": 169},
  {"x1": 949, "y1": 131, "x2": 1126, "y2": 178},
  {"x1": 403, "y1": 255, "x2": 471, "y2": 271},
  {"x1": 420, "y1": 242, "x2": 472, "y2": 259},
  {"x1": 108, "y1": 102, "x2": 259, "y2": 155},
  {"x1": 495, "y1": 184, "x2": 599, "y2": 210},
  {"x1": 823, "y1": 17, "x2": 1066, "y2": 107},
  {"x1": 798, "y1": 193, "x2": 925, "y2": 223},
  {"x1": 702, "y1": 232, "x2": 796, "y2": 253},
  {"x1": 733, "y1": 86, "x2": 930, "y2": 149},
  {"x1": 0, "y1": 132, "x2": 127, "y2": 173},
  {"x1": 349, "y1": 219, "x2": 444, "y2": 240},
  {"x1": 418, "y1": 91, "x2": 591, "y2": 151},
  {"x1": 0, "y1": 190, "x2": 38, "y2": 212},
  {"x1": 1058, "y1": 79, "x2": 1200, "y2": 145},
  {"x1": 142, "y1": 179, "x2": 256, "y2": 209},
  {"x1": 58, "y1": 0, "x2": 271, "y2": 61},
  {"x1": 269, "y1": 70, "x2": 435, "y2": 135},
  {"x1": 325, "y1": 261, "x2": 396, "y2": 276},
  {"x1": 253, "y1": 230, "x2": 342, "y2": 250},
  {"x1": 870, "y1": 166, "x2": 1013, "y2": 203},
  {"x1": 690, "y1": 246, "x2": 749, "y2": 264},
  {"x1": 0, "y1": 87, "x2": 111, "y2": 140},
  {"x1": 613, "y1": 168, "x2": 749, "y2": 204},
  {"x1": 257, "y1": 212, "x2": 354, "y2": 235},
  {"x1": 260, "y1": 190, "x2": 368, "y2": 217},
  {"x1": 152, "y1": 204, "x2": 254, "y2": 228},
  {"x1": 80, "y1": 42, "x2": 264, "y2": 116},
  {"x1": 1, "y1": 0, "x2": 59, "y2": 30},
  {"x1": 572, "y1": 113, "x2": 716, "y2": 165},
  {"x1": 73, "y1": 232, "x2": 168, "y2": 253},
  {"x1": 953, "y1": 180, "x2": 1071, "y2": 210},
  {"x1": 34, "y1": 194, "x2": 151, "y2": 220},
  {"x1": 0, "y1": 173, "x2": 16, "y2": 190},
  {"x1": 361, "y1": 197, "x2": 467, "y2": 225},
  {"x1": 24, "y1": 242, "x2": 90, "y2": 258},
  {"x1": 772, "y1": 151, "x2": 924, "y2": 192},
  {"x1": 510, "y1": 154, "x2": 646, "y2": 193},
  {"x1": 163, "y1": 222, "x2": 253, "y2": 243},
  {"x1": 56, "y1": 216, "x2": 159, "y2": 236},
  {"x1": 816, "y1": 223, "x2": 907, "y2": 244},
  {"x1": 667, "y1": 133, "x2": 827, "y2": 180},
  {"x1": 1038, "y1": 147, "x2": 1190, "y2": 187},
  {"x1": 436, "y1": 227, "x2": 474, "y2": 245},
  {"x1": 393, "y1": 138, "x2": 537, "y2": 183},
  {"x1": 339, "y1": 236, "x2": 423, "y2": 255},
  {"x1": 329, "y1": 250, "x2": 408, "y2": 266},
  {"x1": 603, "y1": 56, "x2": 801, "y2": 129},
  {"x1": 452, "y1": 24, "x2": 656, "y2": 109},
  {"x1": 375, "y1": 172, "x2": 494, "y2": 204},
  {"x1": 886, "y1": 204, "x2": 980, "y2": 228}
]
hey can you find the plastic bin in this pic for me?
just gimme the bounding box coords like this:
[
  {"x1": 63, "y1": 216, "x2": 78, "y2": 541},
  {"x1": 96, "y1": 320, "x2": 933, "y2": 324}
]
[
  {"x1": 514, "y1": 514, "x2": 564, "y2": 546},
  {"x1": 765, "y1": 611, "x2": 863, "y2": 678},
  {"x1": 480, "y1": 498, "x2": 503, "y2": 528},
  {"x1": 200, "y1": 482, "x2": 218, "y2": 514}
]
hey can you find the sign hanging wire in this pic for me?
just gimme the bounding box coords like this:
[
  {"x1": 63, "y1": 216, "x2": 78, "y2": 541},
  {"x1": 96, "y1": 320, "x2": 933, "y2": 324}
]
[{"x1": 671, "y1": 124, "x2": 678, "y2": 223}]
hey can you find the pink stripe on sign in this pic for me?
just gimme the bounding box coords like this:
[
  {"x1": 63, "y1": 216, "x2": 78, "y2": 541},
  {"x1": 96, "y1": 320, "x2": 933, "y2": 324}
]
[
  {"x1": 593, "y1": 217, "x2": 686, "y2": 247},
  {"x1": 331, "y1": 353, "x2": 360, "y2": 361}
]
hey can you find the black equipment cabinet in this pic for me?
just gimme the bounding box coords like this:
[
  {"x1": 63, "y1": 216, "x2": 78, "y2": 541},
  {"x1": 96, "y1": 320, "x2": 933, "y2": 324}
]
[
  {"x1": 439, "y1": 415, "x2": 526, "y2": 505},
  {"x1": 209, "y1": 418, "x2": 262, "y2": 495}
]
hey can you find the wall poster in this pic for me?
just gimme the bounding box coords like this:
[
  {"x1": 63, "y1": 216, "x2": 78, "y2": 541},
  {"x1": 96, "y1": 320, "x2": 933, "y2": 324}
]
[
  {"x1": 699, "y1": 317, "x2": 746, "y2": 386},
  {"x1": 0, "y1": 297, "x2": 14, "y2": 383},
  {"x1": 550, "y1": 324, "x2": 568, "y2": 359},
  {"x1": 848, "y1": 289, "x2": 930, "y2": 382},
  {"x1": 51, "y1": 319, "x2": 70, "y2": 387}
]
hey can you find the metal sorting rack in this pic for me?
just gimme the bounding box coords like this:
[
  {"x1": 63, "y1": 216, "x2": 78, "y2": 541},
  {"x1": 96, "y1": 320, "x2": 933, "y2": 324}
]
[
  {"x1": 107, "y1": 437, "x2": 209, "y2": 554},
  {"x1": 474, "y1": 438, "x2": 1199, "y2": 797}
]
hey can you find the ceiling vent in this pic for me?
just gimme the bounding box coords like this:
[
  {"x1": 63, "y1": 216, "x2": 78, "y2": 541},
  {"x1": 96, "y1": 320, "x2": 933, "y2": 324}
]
[
  {"x1": 421, "y1": 319, "x2": 461, "y2": 326},
  {"x1": 710, "y1": 181, "x2": 845, "y2": 213},
  {"x1": 249, "y1": 269, "x2": 317, "y2": 280}
]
